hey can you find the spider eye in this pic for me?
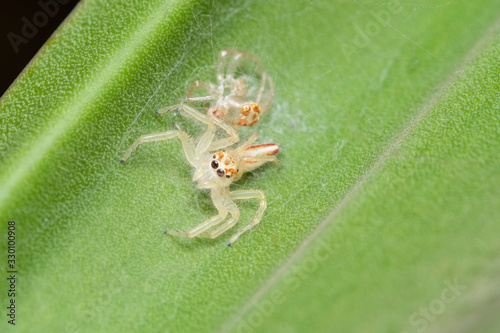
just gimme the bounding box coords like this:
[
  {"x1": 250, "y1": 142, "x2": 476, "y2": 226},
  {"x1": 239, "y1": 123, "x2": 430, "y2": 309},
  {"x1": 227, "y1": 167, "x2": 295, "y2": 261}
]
[
  {"x1": 217, "y1": 168, "x2": 225, "y2": 177},
  {"x1": 211, "y1": 160, "x2": 219, "y2": 169},
  {"x1": 213, "y1": 154, "x2": 216, "y2": 158},
  {"x1": 242, "y1": 105, "x2": 251, "y2": 116},
  {"x1": 251, "y1": 104, "x2": 261, "y2": 113},
  {"x1": 226, "y1": 174, "x2": 231, "y2": 178}
]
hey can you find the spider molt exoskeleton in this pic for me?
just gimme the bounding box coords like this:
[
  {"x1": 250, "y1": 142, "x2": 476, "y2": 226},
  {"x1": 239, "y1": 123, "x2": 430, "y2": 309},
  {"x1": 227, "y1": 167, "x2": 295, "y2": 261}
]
[
  {"x1": 155, "y1": 48, "x2": 274, "y2": 150},
  {"x1": 121, "y1": 118, "x2": 280, "y2": 246}
]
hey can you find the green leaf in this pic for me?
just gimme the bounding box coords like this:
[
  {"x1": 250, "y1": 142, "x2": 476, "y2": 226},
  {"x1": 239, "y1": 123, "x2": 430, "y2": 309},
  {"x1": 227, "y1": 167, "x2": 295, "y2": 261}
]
[{"x1": 1, "y1": 1, "x2": 500, "y2": 332}]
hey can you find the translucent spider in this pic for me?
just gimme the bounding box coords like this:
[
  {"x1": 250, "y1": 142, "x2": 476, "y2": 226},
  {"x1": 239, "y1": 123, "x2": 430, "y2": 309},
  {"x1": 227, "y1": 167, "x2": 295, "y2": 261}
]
[
  {"x1": 121, "y1": 117, "x2": 280, "y2": 246},
  {"x1": 156, "y1": 48, "x2": 274, "y2": 150}
]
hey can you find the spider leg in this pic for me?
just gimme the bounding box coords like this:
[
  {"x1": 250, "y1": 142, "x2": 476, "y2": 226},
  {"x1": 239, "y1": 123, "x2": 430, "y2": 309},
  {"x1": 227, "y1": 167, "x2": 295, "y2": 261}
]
[
  {"x1": 166, "y1": 188, "x2": 238, "y2": 239},
  {"x1": 156, "y1": 103, "x2": 217, "y2": 153},
  {"x1": 243, "y1": 155, "x2": 281, "y2": 168},
  {"x1": 217, "y1": 49, "x2": 262, "y2": 88},
  {"x1": 197, "y1": 190, "x2": 240, "y2": 239},
  {"x1": 183, "y1": 95, "x2": 218, "y2": 103},
  {"x1": 207, "y1": 118, "x2": 239, "y2": 151},
  {"x1": 166, "y1": 213, "x2": 227, "y2": 238},
  {"x1": 226, "y1": 190, "x2": 267, "y2": 246},
  {"x1": 197, "y1": 212, "x2": 239, "y2": 239},
  {"x1": 216, "y1": 49, "x2": 232, "y2": 84},
  {"x1": 238, "y1": 75, "x2": 256, "y2": 83},
  {"x1": 157, "y1": 103, "x2": 239, "y2": 151},
  {"x1": 226, "y1": 49, "x2": 263, "y2": 80},
  {"x1": 255, "y1": 74, "x2": 267, "y2": 107},
  {"x1": 120, "y1": 129, "x2": 196, "y2": 165},
  {"x1": 186, "y1": 80, "x2": 215, "y2": 96},
  {"x1": 179, "y1": 104, "x2": 238, "y2": 152},
  {"x1": 235, "y1": 133, "x2": 259, "y2": 152},
  {"x1": 170, "y1": 109, "x2": 218, "y2": 156},
  {"x1": 156, "y1": 104, "x2": 181, "y2": 115},
  {"x1": 225, "y1": 53, "x2": 244, "y2": 82},
  {"x1": 184, "y1": 80, "x2": 218, "y2": 103},
  {"x1": 256, "y1": 72, "x2": 274, "y2": 117}
]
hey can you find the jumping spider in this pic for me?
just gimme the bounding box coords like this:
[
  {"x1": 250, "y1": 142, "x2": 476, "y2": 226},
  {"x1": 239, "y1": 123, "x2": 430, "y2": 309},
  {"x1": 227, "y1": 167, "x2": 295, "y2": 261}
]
[{"x1": 121, "y1": 119, "x2": 280, "y2": 246}]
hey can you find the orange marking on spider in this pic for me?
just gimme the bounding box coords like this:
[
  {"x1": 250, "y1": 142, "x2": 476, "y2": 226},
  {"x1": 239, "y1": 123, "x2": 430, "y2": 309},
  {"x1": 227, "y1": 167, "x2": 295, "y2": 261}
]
[
  {"x1": 215, "y1": 152, "x2": 224, "y2": 161},
  {"x1": 246, "y1": 143, "x2": 280, "y2": 156}
]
